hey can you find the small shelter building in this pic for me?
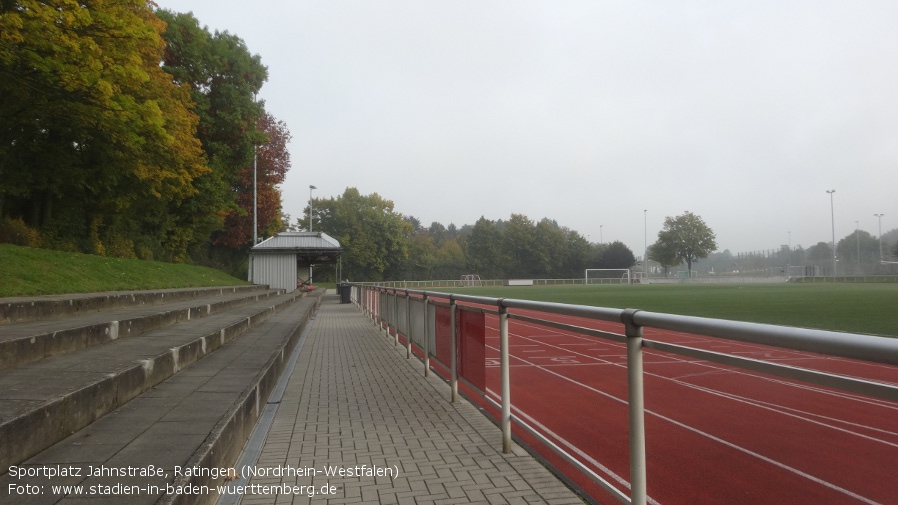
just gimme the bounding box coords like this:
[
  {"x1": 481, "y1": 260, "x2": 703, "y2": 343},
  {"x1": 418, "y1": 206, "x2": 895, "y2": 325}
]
[{"x1": 248, "y1": 231, "x2": 342, "y2": 293}]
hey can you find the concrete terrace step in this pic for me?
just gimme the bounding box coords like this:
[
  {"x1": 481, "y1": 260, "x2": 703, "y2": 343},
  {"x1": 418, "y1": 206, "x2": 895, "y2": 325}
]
[
  {"x1": 0, "y1": 285, "x2": 268, "y2": 325},
  {"x1": 0, "y1": 288, "x2": 284, "y2": 371},
  {"x1": 0, "y1": 293, "x2": 322, "y2": 505},
  {"x1": 0, "y1": 290, "x2": 311, "y2": 472}
]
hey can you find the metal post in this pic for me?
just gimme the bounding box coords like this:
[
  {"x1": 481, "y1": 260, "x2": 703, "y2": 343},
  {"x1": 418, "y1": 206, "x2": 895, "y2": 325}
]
[
  {"x1": 423, "y1": 294, "x2": 430, "y2": 377},
  {"x1": 827, "y1": 189, "x2": 836, "y2": 279},
  {"x1": 379, "y1": 289, "x2": 386, "y2": 333},
  {"x1": 375, "y1": 289, "x2": 383, "y2": 331},
  {"x1": 499, "y1": 303, "x2": 512, "y2": 453},
  {"x1": 382, "y1": 289, "x2": 388, "y2": 334},
  {"x1": 621, "y1": 309, "x2": 647, "y2": 505},
  {"x1": 393, "y1": 290, "x2": 399, "y2": 346},
  {"x1": 252, "y1": 142, "x2": 257, "y2": 246},
  {"x1": 362, "y1": 287, "x2": 367, "y2": 317},
  {"x1": 449, "y1": 297, "x2": 458, "y2": 403},
  {"x1": 643, "y1": 209, "x2": 648, "y2": 282},
  {"x1": 380, "y1": 289, "x2": 386, "y2": 332},
  {"x1": 875, "y1": 213, "x2": 884, "y2": 263},
  {"x1": 308, "y1": 185, "x2": 316, "y2": 232},
  {"x1": 405, "y1": 291, "x2": 412, "y2": 359}
]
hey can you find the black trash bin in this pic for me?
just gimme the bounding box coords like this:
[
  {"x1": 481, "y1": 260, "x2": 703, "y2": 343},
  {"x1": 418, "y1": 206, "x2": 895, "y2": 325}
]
[{"x1": 338, "y1": 283, "x2": 352, "y2": 304}]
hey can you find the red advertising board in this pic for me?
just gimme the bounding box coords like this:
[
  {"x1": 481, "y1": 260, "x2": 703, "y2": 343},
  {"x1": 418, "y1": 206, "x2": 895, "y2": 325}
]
[{"x1": 457, "y1": 309, "x2": 486, "y2": 392}]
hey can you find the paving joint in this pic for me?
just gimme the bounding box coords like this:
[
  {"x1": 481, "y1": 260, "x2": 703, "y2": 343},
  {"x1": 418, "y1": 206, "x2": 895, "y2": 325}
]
[{"x1": 234, "y1": 298, "x2": 584, "y2": 504}]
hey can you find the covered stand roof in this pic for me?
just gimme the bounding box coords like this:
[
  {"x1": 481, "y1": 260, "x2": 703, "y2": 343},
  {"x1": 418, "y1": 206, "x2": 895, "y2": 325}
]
[{"x1": 250, "y1": 231, "x2": 342, "y2": 265}]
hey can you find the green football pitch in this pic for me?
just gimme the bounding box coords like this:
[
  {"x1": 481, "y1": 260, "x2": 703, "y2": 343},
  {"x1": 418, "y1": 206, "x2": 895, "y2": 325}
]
[{"x1": 436, "y1": 283, "x2": 898, "y2": 337}]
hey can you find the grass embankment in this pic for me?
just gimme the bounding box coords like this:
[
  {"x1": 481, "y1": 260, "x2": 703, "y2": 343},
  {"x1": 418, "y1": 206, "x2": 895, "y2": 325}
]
[
  {"x1": 439, "y1": 283, "x2": 898, "y2": 337},
  {"x1": 0, "y1": 244, "x2": 247, "y2": 297}
]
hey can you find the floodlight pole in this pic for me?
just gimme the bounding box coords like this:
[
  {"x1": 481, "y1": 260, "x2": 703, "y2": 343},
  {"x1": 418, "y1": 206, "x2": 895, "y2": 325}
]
[
  {"x1": 643, "y1": 210, "x2": 647, "y2": 282},
  {"x1": 253, "y1": 95, "x2": 259, "y2": 246},
  {"x1": 855, "y1": 220, "x2": 860, "y2": 272},
  {"x1": 309, "y1": 184, "x2": 316, "y2": 284},
  {"x1": 827, "y1": 190, "x2": 836, "y2": 279},
  {"x1": 309, "y1": 185, "x2": 317, "y2": 232},
  {"x1": 874, "y1": 213, "x2": 884, "y2": 262}
]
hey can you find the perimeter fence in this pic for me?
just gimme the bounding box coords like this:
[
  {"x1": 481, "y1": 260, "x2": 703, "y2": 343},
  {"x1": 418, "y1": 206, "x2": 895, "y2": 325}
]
[
  {"x1": 350, "y1": 284, "x2": 898, "y2": 505},
  {"x1": 367, "y1": 274, "x2": 898, "y2": 289}
]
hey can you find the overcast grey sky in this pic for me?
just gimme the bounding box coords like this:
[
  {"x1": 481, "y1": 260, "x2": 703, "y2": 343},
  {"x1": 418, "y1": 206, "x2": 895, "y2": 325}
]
[{"x1": 154, "y1": 0, "x2": 897, "y2": 254}]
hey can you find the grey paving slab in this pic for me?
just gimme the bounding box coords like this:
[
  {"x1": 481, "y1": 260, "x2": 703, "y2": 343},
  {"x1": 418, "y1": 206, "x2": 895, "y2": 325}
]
[{"x1": 236, "y1": 300, "x2": 584, "y2": 505}]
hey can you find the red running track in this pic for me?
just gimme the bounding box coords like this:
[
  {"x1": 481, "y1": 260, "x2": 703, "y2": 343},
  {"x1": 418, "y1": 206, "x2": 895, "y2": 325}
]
[{"x1": 472, "y1": 313, "x2": 898, "y2": 505}]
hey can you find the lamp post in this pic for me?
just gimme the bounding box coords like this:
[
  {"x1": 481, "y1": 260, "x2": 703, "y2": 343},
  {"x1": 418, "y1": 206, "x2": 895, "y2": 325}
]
[
  {"x1": 826, "y1": 190, "x2": 836, "y2": 279},
  {"x1": 600, "y1": 225, "x2": 603, "y2": 245},
  {"x1": 251, "y1": 92, "x2": 262, "y2": 246},
  {"x1": 309, "y1": 185, "x2": 317, "y2": 232},
  {"x1": 874, "y1": 213, "x2": 885, "y2": 262},
  {"x1": 855, "y1": 220, "x2": 860, "y2": 273},
  {"x1": 643, "y1": 210, "x2": 647, "y2": 281},
  {"x1": 308, "y1": 184, "x2": 317, "y2": 286},
  {"x1": 252, "y1": 125, "x2": 258, "y2": 246}
]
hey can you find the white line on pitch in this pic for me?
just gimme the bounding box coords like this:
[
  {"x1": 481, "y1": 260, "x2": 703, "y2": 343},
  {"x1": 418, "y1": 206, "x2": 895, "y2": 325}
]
[{"x1": 498, "y1": 350, "x2": 882, "y2": 505}]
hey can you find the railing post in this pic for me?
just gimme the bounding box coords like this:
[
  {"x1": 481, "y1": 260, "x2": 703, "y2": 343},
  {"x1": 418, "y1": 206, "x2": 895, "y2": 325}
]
[
  {"x1": 621, "y1": 308, "x2": 647, "y2": 505},
  {"x1": 405, "y1": 290, "x2": 412, "y2": 359},
  {"x1": 393, "y1": 289, "x2": 399, "y2": 346},
  {"x1": 499, "y1": 302, "x2": 512, "y2": 453},
  {"x1": 422, "y1": 294, "x2": 430, "y2": 377},
  {"x1": 450, "y1": 296, "x2": 458, "y2": 403},
  {"x1": 362, "y1": 286, "x2": 369, "y2": 318},
  {"x1": 380, "y1": 289, "x2": 387, "y2": 334}
]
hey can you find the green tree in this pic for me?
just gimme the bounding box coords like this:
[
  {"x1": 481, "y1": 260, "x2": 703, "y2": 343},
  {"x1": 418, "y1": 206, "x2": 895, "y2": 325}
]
[
  {"x1": 0, "y1": 0, "x2": 207, "y2": 259},
  {"x1": 466, "y1": 217, "x2": 506, "y2": 279},
  {"x1": 311, "y1": 188, "x2": 411, "y2": 281},
  {"x1": 561, "y1": 230, "x2": 592, "y2": 278},
  {"x1": 597, "y1": 241, "x2": 636, "y2": 269},
  {"x1": 807, "y1": 242, "x2": 833, "y2": 262},
  {"x1": 806, "y1": 241, "x2": 834, "y2": 276},
  {"x1": 648, "y1": 240, "x2": 680, "y2": 276},
  {"x1": 428, "y1": 222, "x2": 449, "y2": 248},
  {"x1": 398, "y1": 228, "x2": 438, "y2": 280},
  {"x1": 501, "y1": 214, "x2": 535, "y2": 277},
  {"x1": 156, "y1": 9, "x2": 268, "y2": 259},
  {"x1": 434, "y1": 239, "x2": 465, "y2": 279},
  {"x1": 533, "y1": 219, "x2": 567, "y2": 277},
  {"x1": 836, "y1": 229, "x2": 879, "y2": 275},
  {"x1": 654, "y1": 212, "x2": 717, "y2": 276}
]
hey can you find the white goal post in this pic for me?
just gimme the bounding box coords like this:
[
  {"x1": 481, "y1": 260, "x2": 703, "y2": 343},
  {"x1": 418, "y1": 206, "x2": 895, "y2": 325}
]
[
  {"x1": 460, "y1": 274, "x2": 482, "y2": 287},
  {"x1": 584, "y1": 269, "x2": 632, "y2": 285}
]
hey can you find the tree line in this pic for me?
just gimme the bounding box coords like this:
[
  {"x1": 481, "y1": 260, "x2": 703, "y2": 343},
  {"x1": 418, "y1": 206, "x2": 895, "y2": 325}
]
[
  {"x1": 302, "y1": 189, "x2": 898, "y2": 282},
  {"x1": 0, "y1": 2, "x2": 287, "y2": 270},
  {"x1": 295, "y1": 188, "x2": 639, "y2": 282},
  {"x1": 699, "y1": 228, "x2": 898, "y2": 277}
]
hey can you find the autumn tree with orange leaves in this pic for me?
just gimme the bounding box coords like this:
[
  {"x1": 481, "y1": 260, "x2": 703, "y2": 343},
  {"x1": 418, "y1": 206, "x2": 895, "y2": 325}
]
[
  {"x1": 216, "y1": 112, "x2": 292, "y2": 249},
  {"x1": 0, "y1": 0, "x2": 207, "y2": 260},
  {"x1": 0, "y1": 2, "x2": 293, "y2": 269}
]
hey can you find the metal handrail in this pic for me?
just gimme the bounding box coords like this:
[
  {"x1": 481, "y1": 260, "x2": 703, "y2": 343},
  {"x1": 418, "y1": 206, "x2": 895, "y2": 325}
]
[{"x1": 352, "y1": 284, "x2": 898, "y2": 505}]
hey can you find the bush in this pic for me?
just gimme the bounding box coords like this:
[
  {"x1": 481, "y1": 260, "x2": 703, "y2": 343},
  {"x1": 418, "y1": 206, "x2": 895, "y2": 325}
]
[
  {"x1": 106, "y1": 236, "x2": 137, "y2": 259},
  {"x1": 0, "y1": 218, "x2": 42, "y2": 247}
]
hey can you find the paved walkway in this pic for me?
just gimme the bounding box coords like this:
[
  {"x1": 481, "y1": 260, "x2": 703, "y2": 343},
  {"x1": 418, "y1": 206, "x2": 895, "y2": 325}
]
[{"x1": 235, "y1": 298, "x2": 583, "y2": 505}]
